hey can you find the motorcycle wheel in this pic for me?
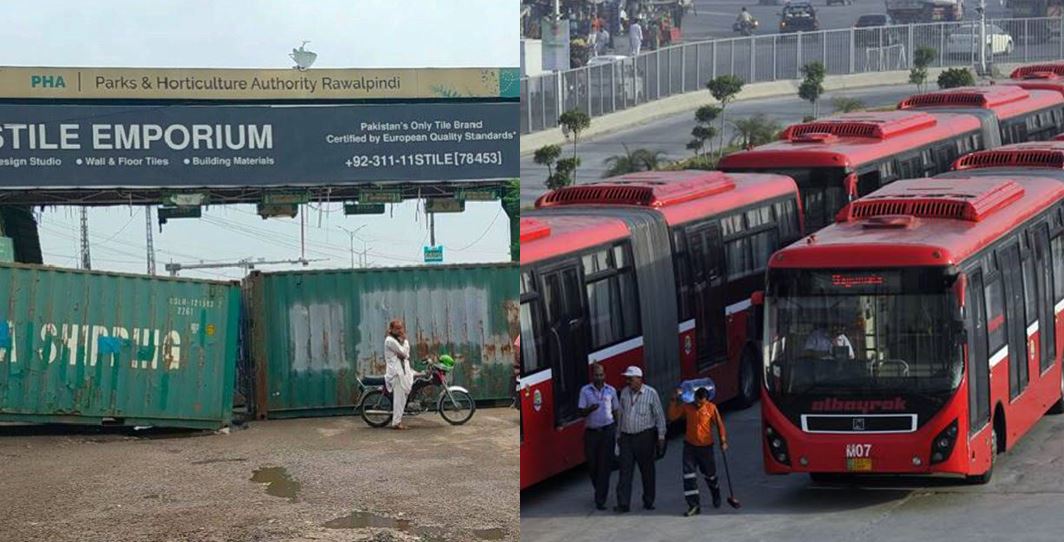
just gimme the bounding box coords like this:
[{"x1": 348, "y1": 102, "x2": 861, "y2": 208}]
[
  {"x1": 360, "y1": 389, "x2": 394, "y2": 428},
  {"x1": 438, "y1": 390, "x2": 477, "y2": 425}
]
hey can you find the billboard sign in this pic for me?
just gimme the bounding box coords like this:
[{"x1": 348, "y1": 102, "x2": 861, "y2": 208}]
[
  {"x1": 0, "y1": 66, "x2": 521, "y2": 100},
  {"x1": 423, "y1": 245, "x2": 444, "y2": 263},
  {"x1": 0, "y1": 102, "x2": 517, "y2": 187}
]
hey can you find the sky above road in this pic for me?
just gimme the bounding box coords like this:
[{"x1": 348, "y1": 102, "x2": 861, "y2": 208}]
[{"x1": 2, "y1": 0, "x2": 517, "y2": 279}]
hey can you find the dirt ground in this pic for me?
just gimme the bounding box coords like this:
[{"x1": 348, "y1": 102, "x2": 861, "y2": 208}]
[{"x1": 0, "y1": 407, "x2": 518, "y2": 542}]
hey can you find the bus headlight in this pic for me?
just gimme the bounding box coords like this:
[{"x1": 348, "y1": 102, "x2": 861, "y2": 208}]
[
  {"x1": 764, "y1": 424, "x2": 791, "y2": 466},
  {"x1": 929, "y1": 419, "x2": 959, "y2": 465}
]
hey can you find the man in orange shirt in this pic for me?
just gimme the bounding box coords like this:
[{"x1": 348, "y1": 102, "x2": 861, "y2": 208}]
[{"x1": 668, "y1": 387, "x2": 728, "y2": 517}]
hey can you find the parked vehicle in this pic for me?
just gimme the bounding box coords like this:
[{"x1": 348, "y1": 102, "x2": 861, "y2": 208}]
[
  {"x1": 359, "y1": 356, "x2": 477, "y2": 427},
  {"x1": 519, "y1": 170, "x2": 804, "y2": 489},
  {"x1": 779, "y1": 2, "x2": 820, "y2": 32},
  {"x1": 854, "y1": 14, "x2": 899, "y2": 47},
  {"x1": 827, "y1": 0, "x2": 854, "y2": 6},
  {"x1": 761, "y1": 172, "x2": 1064, "y2": 483},
  {"x1": 945, "y1": 23, "x2": 1014, "y2": 57},
  {"x1": 886, "y1": 0, "x2": 964, "y2": 23}
]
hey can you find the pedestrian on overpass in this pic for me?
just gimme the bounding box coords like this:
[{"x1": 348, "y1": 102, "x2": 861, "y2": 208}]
[
  {"x1": 628, "y1": 16, "x2": 643, "y2": 56},
  {"x1": 668, "y1": 386, "x2": 728, "y2": 517},
  {"x1": 615, "y1": 366, "x2": 665, "y2": 513},
  {"x1": 579, "y1": 363, "x2": 619, "y2": 510}
]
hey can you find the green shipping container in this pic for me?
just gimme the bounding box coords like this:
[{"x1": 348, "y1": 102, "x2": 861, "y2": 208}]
[
  {"x1": 0, "y1": 264, "x2": 240, "y2": 429},
  {"x1": 246, "y1": 263, "x2": 518, "y2": 418}
]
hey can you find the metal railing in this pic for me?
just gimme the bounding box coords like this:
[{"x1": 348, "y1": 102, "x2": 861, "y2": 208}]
[{"x1": 521, "y1": 17, "x2": 1064, "y2": 134}]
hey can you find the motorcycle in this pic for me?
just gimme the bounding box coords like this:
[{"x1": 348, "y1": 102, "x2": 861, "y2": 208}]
[
  {"x1": 358, "y1": 355, "x2": 477, "y2": 427},
  {"x1": 733, "y1": 18, "x2": 759, "y2": 36}
]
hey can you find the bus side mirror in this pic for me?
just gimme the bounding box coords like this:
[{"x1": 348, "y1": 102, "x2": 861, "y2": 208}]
[
  {"x1": 751, "y1": 290, "x2": 765, "y2": 306},
  {"x1": 844, "y1": 173, "x2": 858, "y2": 201}
]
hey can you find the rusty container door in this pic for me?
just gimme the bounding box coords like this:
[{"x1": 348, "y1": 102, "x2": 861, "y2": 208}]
[
  {"x1": 0, "y1": 264, "x2": 240, "y2": 429},
  {"x1": 246, "y1": 263, "x2": 518, "y2": 418}
]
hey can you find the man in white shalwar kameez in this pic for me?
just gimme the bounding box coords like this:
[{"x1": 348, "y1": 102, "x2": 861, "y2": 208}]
[{"x1": 384, "y1": 319, "x2": 415, "y2": 430}]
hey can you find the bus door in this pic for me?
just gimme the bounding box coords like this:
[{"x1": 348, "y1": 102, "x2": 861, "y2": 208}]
[
  {"x1": 540, "y1": 262, "x2": 591, "y2": 426},
  {"x1": 1032, "y1": 225, "x2": 1055, "y2": 373},
  {"x1": 1000, "y1": 244, "x2": 1030, "y2": 399},
  {"x1": 966, "y1": 270, "x2": 991, "y2": 435},
  {"x1": 687, "y1": 222, "x2": 728, "y2": 368}
]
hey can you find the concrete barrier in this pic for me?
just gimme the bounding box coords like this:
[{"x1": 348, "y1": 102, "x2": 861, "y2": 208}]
[{"x1": 521, "y1": 64, "x2": 1025, "y2": 155}]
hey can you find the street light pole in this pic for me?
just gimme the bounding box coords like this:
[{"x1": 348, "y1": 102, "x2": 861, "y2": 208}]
[
  {"x1": 978, "y1": 0, "x2": 987, "y2": 76},
  {"x1": 338, "y1": 225, "x2": 368, "y2": 269}
]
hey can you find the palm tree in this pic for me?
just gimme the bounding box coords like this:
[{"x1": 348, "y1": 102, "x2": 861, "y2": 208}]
[
  {"x1": 602, "y1": 145, "x2": 667, "y2": 177},
  {"x1": 730, "y1": 115, "x2": 781, "y2": 149}
]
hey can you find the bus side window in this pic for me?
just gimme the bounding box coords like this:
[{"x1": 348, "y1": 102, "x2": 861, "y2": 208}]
[
  {"x1": 721, "y1": 213, "x2": 750, "y2": 279},
  {"x1": 857, "y1": 168, "x2": 880, "y2": 196},
  {"x1": 774, "y1": 198, "x2": 800, "y2": 241},
  {"x1": 520, "y1": 271, "x2": 545, "y2": 375},
  {"x1": 671, "y1": 229, "x2": 694, "y2": 322},
  {"x1": 582, "y1": 243, "x2": 641, "y2": 350},
  {"x1": 1053, "y1": 232, "x2": 1064, "y2": 305},
  {"x1": 985, "y1": 275, "x2": 1007, "y2": 357},
  {"x1": 746, "y1": 206, "x2": 778, "y2": 272}
]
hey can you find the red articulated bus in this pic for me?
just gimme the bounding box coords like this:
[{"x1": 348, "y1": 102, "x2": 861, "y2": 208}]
[
  {"x1": 1000, "y1": 71, "x2": 1064, "y2": 100},
  {"x1": 1010, "y1": 61, "x2": 1064, "y2": 79},
  {"x1": 898, "y1": 85, "x2": 1064, "y2": 145},
  {"x1": 760, "y1": 175, "x2": 1064, "y2": 483},
  {"x1": 519, "y1": 170, "x2": 802, "y2": 489},
  {"x1": 944, "y1": 139, "x2": 1064, "y2": 181},
  {"x1": 718, "y1": 110, "x2": 986, "y2": 231}
]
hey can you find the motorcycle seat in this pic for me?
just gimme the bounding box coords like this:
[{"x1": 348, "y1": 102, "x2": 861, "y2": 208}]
[{"x1": 363, "y1": 375, "x2": 386, "y2": 387}]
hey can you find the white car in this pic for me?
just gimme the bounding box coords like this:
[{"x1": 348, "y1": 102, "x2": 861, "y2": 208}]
[{"x1": 946, "y1": 23, "x2": 1014, "y2": 57}]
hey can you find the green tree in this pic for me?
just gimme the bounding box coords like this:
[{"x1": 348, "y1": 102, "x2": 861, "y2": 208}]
[
  {"x1": 603, "y1": 145, "x2": 667, "y2": 177},
  {"x1": 534, "y1": 144, "x2": 571, "y2": 191},
  {"x1": 937, "y1": 67, "x2": 975, "y2": 89},
  {"x1": 687, "y1": 105, "x2": 721, "y2": 157},
  {"x1": 909, "y1": 47, "x2": 937, "y2": 92},
  {"x1": 500, "y1": 179, "x2": 520, "y2": 261},
  {"x1": 558, "y1": 109, "x2": 591, "y2": 183},
  {"x1": 547, "y1": 157, "x2": 581, "y2": 190},
  {"x1": 831, "y1": 95, "x2": 865, "y2": 114},
  {"x1": 798, "y1": 62, "x2": 827, "y2": 118},
  {"x1": 706, "y1": 75, "x2": 745, "y2": 157},
  {"x1": 730, "y1": 114, "x2": 782, "y2": 149}
]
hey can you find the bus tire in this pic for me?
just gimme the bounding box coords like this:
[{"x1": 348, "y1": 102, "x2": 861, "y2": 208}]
[
  {"x1": 1048, "y1": 368, "x2": 1064, "y2": 414},
  {"x1": 734, "y1": 347, "x2": 760, "y2": 409}
]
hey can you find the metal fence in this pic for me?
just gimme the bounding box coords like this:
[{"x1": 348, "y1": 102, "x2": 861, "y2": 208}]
[{"x1": 521, "y1": 17, "x2": 1064, "y2": 134}]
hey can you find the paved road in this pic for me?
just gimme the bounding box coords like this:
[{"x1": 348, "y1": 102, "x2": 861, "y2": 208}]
[
  {"x1": 520, "y1": 83, "x2": 920, "y2": 205},
  {"x1": 521, "y1": 403, "x2": 1064, "y2": 542},
  {"x1": 678, "y1": 0, "x2": 1013, "y2": 42}
]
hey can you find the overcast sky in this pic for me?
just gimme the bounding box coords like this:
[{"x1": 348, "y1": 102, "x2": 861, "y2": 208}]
[{"x1": 3, "y1": 0, "x2": 517, "y2": 279}]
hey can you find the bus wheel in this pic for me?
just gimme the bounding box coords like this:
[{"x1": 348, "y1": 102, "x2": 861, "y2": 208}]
[
  {"x1": 1048, "y1": 369, "x2": 1064, "y2": 414},
  {"x1": 735, "y1": 348, "x2": 759, "y2": 409},
  {"x1": 967, "y1": 423, "x2": 999, "y2": 485}
]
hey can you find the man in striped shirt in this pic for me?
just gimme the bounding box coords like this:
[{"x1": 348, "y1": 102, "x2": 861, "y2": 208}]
[{"x1": 614, "y1": 365, "x2": 666, "y2": 513}]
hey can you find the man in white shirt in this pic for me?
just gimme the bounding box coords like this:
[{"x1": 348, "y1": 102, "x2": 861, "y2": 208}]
[
  {"x1": 629, "y1": 17, "x2": 643, "y2": 56},
  {"x1": 385, "y1": 319, "x2": 415, "y2": 430}
]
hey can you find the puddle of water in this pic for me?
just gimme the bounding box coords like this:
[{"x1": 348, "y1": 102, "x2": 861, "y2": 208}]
[
  {"x1": 249, "y1": 466, "x2": 301, "y2": 502},
  {"x1": 473, "y1": 528, "x2": 506, "y2": 540},
  {"x1": 323, "y1": 511, "x2": 448, "y2": 541}
]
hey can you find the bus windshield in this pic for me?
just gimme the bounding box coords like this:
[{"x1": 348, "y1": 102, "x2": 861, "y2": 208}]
[{"x1": 765, "y1": 268, "x2": 964, "y2": 398}]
